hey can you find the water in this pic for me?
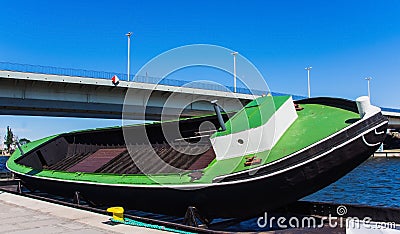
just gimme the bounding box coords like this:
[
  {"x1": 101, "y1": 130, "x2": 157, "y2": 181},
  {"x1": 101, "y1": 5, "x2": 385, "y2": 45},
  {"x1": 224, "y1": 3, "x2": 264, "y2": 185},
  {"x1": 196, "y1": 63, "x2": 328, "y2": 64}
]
[
  {"x1": 0, "y1": 157, "x2": 9, "y2": 172},
  {"x1": 223, "y1": 157, "x2": 400, "y2": 231},
  {"x1": 303, "y1": 157, "x2": 400, "y2": 208}
]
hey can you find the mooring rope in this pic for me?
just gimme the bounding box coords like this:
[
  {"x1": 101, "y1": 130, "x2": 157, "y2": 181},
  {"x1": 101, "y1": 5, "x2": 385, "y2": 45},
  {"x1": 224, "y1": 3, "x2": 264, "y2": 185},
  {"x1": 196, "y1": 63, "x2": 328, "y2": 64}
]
[{"x1": 111, "y1": 217, "x2": 195, "y2": 234}]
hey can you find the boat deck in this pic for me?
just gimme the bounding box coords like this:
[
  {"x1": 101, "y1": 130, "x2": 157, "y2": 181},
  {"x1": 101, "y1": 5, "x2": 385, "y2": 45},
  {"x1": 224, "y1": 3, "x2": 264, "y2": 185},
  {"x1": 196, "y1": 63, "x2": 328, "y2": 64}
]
[{"x1": 47, "y1": 143, "x2": 214, "y2": 174}]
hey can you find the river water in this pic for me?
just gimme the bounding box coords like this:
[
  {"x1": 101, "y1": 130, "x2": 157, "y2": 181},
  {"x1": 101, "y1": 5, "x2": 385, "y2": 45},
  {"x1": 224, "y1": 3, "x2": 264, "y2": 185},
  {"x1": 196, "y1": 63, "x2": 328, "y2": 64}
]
[
  {"x1": 304, "y1": 157, "x2": 400, "y2": 208},
  {"x1": 224, "y1": 157, "x2": 400, "y2": 231},
  {"x1": 0, "y1": 157, "x2": 8, "y2": 172}
]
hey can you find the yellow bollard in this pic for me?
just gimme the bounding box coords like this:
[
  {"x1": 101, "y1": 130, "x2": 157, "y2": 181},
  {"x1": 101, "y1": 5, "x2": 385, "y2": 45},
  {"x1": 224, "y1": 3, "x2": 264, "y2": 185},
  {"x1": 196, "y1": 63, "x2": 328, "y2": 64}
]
[{"x1": 107, "y1": 207, "x2": 124, "y2": 221}]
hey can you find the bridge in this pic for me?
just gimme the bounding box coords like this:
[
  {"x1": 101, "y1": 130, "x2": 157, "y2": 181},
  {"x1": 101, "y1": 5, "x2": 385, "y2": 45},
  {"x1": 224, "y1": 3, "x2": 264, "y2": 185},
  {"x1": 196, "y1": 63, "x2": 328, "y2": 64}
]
[
  {"x1": 382, "y1": 108, "x2": 400, "y2": 129},
  {"x1": 0, "y1": 62, "x2": 262, "y2": 120},
  {"x1": 0, "y1": 62, "x2": 399, "y2": 127}
]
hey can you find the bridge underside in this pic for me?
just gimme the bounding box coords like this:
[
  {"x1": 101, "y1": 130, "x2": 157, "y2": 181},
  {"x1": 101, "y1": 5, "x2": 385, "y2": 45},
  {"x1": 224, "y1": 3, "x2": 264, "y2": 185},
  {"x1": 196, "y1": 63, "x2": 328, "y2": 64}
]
[
  {"x1": 0, "y1": 97, "x2": 216, "y2": 120},
  {"x1": 388, "y1": 116, "x2": 400, "y2": 129}
]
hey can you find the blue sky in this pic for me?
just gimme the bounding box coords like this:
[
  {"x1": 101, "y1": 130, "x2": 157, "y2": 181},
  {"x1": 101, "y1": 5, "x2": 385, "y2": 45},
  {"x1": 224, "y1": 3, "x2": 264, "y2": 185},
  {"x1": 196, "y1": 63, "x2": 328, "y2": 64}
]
[{"x1": 1, "y1": 0, "x2": 399, "y2": 141}]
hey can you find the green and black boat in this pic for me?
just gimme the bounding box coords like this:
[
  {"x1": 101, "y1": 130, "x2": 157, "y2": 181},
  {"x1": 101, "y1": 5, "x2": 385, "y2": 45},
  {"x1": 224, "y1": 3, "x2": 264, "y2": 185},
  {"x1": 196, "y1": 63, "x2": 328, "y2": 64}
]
[{"x1": 7, "y1": 95, "x2": 388, "y2": 218}]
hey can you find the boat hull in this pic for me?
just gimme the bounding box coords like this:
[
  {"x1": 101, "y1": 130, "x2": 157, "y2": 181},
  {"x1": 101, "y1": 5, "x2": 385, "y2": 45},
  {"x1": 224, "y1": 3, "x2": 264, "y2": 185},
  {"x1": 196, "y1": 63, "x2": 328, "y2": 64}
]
[{"x1": 15, "y1": 113, "x2": 387, "y2": 218}]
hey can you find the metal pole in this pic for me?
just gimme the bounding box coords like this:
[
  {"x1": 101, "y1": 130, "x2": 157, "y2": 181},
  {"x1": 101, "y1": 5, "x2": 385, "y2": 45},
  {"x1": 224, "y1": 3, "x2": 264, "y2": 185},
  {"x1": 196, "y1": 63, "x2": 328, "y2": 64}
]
[
  {"x1": 305, "y1": 67, "x2": 312, "y2": 98},
  {"x1": 126, "y1": 32, "x2": 132, "y2": 81},
  {"x1": 232, "y1": 52, "x2": 238, "y2": 93},
  {"x1": 16, "y1": 141, "x2": 24, "y2": 156},
  {"x1": 365, "y1": 77, "x2": 372, "y2": 99},
  {"x1": 211, "y1": 100, "x2": 226, "y2": 131},
  {"x1": 308, "y1": 69, "x2": 310, "y2": 98}
]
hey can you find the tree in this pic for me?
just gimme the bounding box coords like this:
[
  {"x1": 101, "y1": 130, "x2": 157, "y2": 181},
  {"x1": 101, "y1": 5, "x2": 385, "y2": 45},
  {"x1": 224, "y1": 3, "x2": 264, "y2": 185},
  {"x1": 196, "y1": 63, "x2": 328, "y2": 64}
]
[{"x1": 4, "y1": 126, "x2": 14, "y2": 152}]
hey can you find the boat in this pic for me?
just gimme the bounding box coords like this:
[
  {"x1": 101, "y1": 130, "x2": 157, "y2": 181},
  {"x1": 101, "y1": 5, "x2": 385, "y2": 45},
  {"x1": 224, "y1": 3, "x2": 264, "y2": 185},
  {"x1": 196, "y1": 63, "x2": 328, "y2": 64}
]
[{"x1": 6, "y1": 95, "x2": 388, "y2": 219}]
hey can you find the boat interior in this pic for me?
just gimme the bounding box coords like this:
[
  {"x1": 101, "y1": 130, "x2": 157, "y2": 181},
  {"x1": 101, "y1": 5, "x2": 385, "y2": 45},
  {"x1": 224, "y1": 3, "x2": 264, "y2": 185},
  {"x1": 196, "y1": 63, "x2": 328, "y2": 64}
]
[
  {"x1": 14, "y1": 97, "x2": 360, "y2": 176},
  {"x1": 15, "y1": 114, "x2": 230, "y2": 175}
]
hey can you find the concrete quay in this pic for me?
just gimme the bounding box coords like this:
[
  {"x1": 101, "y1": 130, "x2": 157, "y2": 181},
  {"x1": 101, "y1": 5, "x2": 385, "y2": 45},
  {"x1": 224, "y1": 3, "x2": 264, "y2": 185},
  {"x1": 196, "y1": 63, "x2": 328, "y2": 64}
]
[
  {"x1": 0, "y1": 191, "x2": 167, "y2": 234},
  {"x1": 373, "y1": 149, "x2": 400, "y2": 158}
]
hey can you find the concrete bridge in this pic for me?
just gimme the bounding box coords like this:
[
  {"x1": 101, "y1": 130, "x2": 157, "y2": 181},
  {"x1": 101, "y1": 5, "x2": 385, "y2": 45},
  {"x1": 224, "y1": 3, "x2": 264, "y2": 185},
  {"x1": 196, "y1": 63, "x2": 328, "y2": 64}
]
[
  {"x1": 0, "y1": 62, "x2": 399, "y2": 127},
  {"x1": 0, "y1": 70, "x2": 257, "y2": 120},
  {"x1": 382, "y1": 108, "x2": 400, "y2": 129}
]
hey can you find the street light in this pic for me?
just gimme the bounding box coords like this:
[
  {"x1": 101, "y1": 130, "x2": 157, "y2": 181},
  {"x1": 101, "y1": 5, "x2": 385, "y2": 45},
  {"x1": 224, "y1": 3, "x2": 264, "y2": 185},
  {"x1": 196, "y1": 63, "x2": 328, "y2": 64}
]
[
  {"x1": 126, "y1": 32, "x2": 133, "y2": 81},
  {"x1": 305, "y1": 66, "x2": 312, "y2": 98},
  {"x1": 231, "y1": 52, "x2": 238, "y2": 92},
  {"x1": 365, "y1": 77, "x2": 372, "y2": 99}
]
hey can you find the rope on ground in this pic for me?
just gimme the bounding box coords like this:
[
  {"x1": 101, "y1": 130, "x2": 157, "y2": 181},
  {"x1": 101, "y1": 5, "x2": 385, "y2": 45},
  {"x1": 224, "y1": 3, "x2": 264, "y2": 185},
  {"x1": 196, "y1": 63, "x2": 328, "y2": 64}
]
[{"x1": 111, "y1": 217, "x2": 195, "y2": 234}]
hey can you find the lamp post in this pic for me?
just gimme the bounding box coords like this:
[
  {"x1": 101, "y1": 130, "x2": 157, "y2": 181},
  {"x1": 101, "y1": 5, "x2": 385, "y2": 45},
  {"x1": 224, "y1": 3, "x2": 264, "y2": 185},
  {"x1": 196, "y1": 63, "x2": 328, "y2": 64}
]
[
  {"x1": 232, "y1": 52, "x2": 238, "y2": 92},
  {"x1": 126, "y1": 32, "x2": 132, "y2": 81},
  {"x1": 365, "y1": 77, "x2": 372, "y2": 99},
  {"x1": 305, "y1": 66, "x2": 312, "y2": 98}
]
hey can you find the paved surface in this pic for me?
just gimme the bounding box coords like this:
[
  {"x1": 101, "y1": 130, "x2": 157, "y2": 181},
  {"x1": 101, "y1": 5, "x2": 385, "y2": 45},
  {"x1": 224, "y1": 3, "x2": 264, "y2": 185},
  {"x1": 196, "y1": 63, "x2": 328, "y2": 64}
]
[{"x1": 0, "y1": 191, "x2": 167, "y2": 234}]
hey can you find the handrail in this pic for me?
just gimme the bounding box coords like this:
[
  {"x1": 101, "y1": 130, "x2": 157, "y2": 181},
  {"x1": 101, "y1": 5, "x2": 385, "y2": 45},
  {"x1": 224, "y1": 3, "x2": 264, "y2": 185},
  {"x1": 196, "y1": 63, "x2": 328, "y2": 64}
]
[{"x1": 0, "y1": 61, "x2": 266, "y2": 95}]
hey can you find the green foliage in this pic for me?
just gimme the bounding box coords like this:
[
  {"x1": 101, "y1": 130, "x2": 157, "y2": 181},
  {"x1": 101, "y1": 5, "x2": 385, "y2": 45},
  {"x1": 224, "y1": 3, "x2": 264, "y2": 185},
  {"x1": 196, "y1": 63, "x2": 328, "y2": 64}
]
[
  {"x1": 4, "y1": 126, "x2": 14, "y2": 152},
  {"x1": 19, "y1": 138, "x2": 31, "y2": 145}
]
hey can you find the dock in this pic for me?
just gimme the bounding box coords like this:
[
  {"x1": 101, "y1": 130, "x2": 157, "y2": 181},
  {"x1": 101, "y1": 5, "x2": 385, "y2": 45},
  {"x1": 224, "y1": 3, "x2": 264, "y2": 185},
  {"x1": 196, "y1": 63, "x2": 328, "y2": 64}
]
[
  {"x1": 0, "y1": 175, "x2": 215, "y2": 233},
  {"x1": 0, "y1": 191, "x2": 167, "y2": 233},
  {"x1": 0, "y1": 173, "x2": 399, "y2": 233},
  {"x1": 373, "y1": 149, "x2": 400, "y2": 157}
]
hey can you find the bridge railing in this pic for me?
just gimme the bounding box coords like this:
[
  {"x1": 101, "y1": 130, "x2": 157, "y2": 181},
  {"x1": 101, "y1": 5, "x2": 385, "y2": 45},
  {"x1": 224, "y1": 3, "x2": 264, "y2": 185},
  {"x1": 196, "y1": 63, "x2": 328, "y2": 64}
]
[
  {"x1": 382, "y1": 107, "x2": 400, "y2": 114},
  {"x1": 0, "y1": 61, "x2": 267, "y2": 95}
]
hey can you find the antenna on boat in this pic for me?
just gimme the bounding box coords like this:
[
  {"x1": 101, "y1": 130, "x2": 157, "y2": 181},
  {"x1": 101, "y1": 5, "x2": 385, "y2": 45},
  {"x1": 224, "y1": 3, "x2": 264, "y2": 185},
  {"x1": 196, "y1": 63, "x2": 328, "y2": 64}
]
[
  {"x1": 211, "y1": 100, "x2": 226, "y2": 131},
  {"x1": 13, "y1": 137, "x2": 24, "y2": 156}
]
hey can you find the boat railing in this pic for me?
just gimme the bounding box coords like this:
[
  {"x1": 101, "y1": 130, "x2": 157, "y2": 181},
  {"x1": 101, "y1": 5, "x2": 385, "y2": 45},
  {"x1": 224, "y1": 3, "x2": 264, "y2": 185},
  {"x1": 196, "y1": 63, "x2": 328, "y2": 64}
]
[
  {"x1": 174, "y1": 135, "x2": 212, "y2": 142},
  {"x1": 194, "y1": 129, "x2": 218, "y2": 135}
]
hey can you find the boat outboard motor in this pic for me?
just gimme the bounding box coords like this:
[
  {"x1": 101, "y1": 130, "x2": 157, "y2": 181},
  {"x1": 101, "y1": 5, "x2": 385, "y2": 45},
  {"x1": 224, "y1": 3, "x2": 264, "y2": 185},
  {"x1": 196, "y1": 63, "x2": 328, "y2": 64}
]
[{"x1": 211, "y1": 100, "x2": 226, "y2": 132}]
